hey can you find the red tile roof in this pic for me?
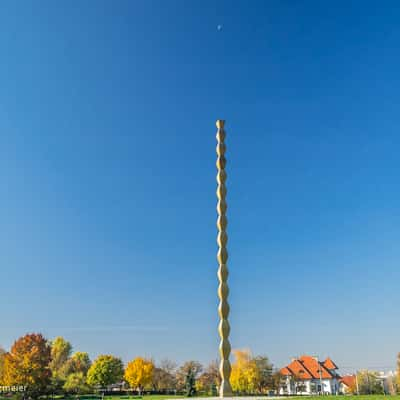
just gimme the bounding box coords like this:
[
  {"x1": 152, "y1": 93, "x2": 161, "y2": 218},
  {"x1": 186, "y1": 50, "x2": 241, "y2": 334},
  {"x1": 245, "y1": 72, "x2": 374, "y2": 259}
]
[
  {"x1": 280, "y1": 355, "x2": 337, "y2": 380},
  {"x1": 300, "y1": 355, "x2": 333, "y2": 379},
  {"x1": 323, "y1": 357, "x2": 338, "y2": 370},
  {"x1": 340, "y1": 375, "x2": 356, "y2": 388},
  {"x1": 284, "y1": 359, "x2": 314, "y2": 379}
]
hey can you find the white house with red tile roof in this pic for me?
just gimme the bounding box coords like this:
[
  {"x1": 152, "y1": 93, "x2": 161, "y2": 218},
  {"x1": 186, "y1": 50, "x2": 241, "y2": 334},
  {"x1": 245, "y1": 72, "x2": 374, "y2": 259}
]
[{"x1": 279, "y1": 355, "x2": 341, "y2": 395}]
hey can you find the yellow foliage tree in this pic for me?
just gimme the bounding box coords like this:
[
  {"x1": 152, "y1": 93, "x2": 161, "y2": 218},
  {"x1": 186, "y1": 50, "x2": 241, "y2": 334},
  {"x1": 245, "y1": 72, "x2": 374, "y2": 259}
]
[
  {"x1": 230, "y1": 349, "x2": 258, "y2": 394},
  {"x1": 124, "y1": 357, "x2": 154, "y2": 395}
]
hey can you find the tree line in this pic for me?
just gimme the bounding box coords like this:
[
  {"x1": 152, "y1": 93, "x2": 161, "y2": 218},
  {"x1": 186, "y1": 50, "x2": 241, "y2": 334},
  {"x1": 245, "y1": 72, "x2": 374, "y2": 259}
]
[
  {"x1": 4, "y1": 332, "x2": 399, "y2": 398},
  {"x1": 0, "y1": 333, "x2": 282, "y2": 398},
  {"x1": 342, "y1": 370, "x2": 396, "y2": 395},
  {"x1": 335, "y1": 354, "x2": 400, "y2": 395}
]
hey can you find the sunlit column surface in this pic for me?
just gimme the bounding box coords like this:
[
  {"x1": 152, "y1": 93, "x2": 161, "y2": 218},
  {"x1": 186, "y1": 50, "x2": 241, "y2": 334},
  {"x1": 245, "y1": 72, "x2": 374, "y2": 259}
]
[{"x1": 216, "y1": 119, "x2": 233, "y2": 397}]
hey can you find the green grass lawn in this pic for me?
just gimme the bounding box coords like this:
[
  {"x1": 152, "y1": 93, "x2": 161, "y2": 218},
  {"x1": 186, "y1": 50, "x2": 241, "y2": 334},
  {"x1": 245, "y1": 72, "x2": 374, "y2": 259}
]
[
  {"x1": 89, "y1": 396, "x2": 400, "y2": 400},
  {"x1": 305, "y1": 397, "x2": 399, "y2": 400},
  {"x1": 0, "y1": 396, "x2": 184, "y2": 400},
  {"x1": 3, "y1": 395, "x2": 400, "y2": 400},
  {"x1": 104, "y1": 396, "x2": 400, "y2": 400},
  {"x1": 64, "y1": 396, "x2": 400, "y2": 400},
  {"x1": 104, "y1": 396, "x2": 184, "y2": 400}
]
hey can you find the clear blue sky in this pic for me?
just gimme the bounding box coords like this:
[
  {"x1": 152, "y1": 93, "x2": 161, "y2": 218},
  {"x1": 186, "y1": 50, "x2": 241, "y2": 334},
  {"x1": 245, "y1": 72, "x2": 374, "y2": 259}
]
[{"x1": 1, "y1": 0, "x2": 400, "y2": 373}]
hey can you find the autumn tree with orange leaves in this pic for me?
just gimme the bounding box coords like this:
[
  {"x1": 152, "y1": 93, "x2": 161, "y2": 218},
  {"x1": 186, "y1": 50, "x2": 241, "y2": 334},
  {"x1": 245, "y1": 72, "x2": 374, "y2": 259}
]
[
  {"x1": 3, "y1": 333, "x2": 51, "y2": 398},
  {"x1": 0, "y1": 347, "x2": 5, "y2": 385}
]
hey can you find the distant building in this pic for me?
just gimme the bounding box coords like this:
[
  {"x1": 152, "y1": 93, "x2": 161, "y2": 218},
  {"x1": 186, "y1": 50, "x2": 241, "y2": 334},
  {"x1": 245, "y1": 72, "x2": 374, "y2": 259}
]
[
  {"x1": 377, "y1": 371, "x2": 397, "y2": 395},
  {"x1": 279, "y1": 355, "x2": 341, "y2": 395}
]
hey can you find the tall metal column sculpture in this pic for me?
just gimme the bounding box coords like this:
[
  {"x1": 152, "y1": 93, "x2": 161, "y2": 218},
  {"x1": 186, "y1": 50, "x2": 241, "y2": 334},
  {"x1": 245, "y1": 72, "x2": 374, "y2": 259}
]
[{"x1": 216, "y1": 120, "x2": 233, "y2": 397}]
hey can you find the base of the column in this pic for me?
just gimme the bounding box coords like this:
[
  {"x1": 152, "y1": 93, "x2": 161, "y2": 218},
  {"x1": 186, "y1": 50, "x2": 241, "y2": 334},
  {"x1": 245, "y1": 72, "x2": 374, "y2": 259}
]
[{"x1": 219, "y1": 380, "x2": 233, "y2": 398}]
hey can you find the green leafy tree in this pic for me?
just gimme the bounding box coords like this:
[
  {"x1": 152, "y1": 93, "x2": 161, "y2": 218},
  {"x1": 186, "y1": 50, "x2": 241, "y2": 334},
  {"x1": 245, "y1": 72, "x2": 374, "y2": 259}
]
[
  {"x1": 357, "y1": 370, "x2": 383, "y2": 394},
  {"x1": 253, "y1": 355, "x2": 273, "y2": 393},
  {"x1": 49, "y1": 337, "x2": 72, "y2": 392},
  {"x1": 87, "y1": 355, "x2": 124, "y2": 389},
  {"x1": 63, "y1": 372, "x2": 91, "y2": 394},
  {"x1": 49, "y1": 337, "x2": 72, "y2": 373},
  {"x1": 62, "y1": 352, "x2": 91, "y2": 376},
  {"x1": 60, "y1": 351, "x2": 92, "y2": 394}
]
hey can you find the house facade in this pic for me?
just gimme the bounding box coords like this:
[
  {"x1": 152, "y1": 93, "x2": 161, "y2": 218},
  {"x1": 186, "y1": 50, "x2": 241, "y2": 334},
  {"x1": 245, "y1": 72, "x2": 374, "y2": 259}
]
[{"x1": 280, "y1": 355, "x2": 341, "y2": 395}]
